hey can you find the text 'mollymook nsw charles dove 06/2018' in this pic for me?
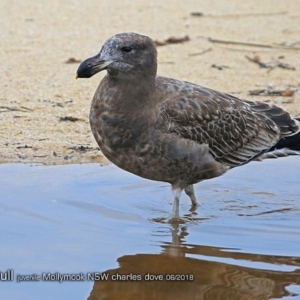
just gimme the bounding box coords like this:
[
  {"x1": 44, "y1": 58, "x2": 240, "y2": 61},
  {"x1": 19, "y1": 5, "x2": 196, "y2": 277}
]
[{"x1": 76, "y1": 32, "x2": 300, "y2": 221}]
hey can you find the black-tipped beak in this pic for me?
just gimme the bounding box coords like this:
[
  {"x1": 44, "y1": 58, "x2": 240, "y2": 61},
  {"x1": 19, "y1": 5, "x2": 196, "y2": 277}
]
[{"x1": 76, "y1": 55, "x2": 113, "y2": 79}]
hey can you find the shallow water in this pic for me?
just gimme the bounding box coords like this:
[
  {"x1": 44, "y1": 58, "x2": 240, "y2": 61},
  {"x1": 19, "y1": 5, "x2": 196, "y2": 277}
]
[{"x1": 0, "y1": 157, "x2": 299, "y2": 299}]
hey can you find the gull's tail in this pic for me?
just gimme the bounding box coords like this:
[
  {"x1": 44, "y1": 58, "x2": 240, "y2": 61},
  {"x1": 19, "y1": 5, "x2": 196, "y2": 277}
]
[
  {"x1": 271, "y1": 115, "x2": 300, "y2": 150},
  {"x1": 258, "y1": 116, "x2": 300, "y2": 160}
]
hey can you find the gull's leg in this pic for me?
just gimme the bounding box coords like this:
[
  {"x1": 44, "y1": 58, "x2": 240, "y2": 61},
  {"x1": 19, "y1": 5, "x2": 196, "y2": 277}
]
[
  {"x1": 184, "y1": 185, "x2": 198, "y2": 206},
  {"x1": 166, "y1": 188, "x2": 182, "y2": 221}
]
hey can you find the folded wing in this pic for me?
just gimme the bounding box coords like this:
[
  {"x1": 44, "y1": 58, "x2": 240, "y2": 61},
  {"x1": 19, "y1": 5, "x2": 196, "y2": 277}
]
[{"x1": 157, "y1": 77, "x2": 283, "y2": 167}]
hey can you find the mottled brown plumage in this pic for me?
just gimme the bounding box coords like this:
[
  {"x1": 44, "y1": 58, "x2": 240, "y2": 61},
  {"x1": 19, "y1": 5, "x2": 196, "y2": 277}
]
[{"x1": 77, "y1": 32, "x2": 300, "y2": 220}]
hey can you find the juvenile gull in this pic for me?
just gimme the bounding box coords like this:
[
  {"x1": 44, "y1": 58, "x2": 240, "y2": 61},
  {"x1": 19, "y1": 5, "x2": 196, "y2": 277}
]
[{"x1": 76, "y1": 32, "x2": 300, "y2": 220}]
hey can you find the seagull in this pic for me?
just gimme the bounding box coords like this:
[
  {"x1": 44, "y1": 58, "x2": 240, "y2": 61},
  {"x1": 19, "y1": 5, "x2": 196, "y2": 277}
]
[{"x1": 76, "y1": 32, "x2": 300, "y2": 221}]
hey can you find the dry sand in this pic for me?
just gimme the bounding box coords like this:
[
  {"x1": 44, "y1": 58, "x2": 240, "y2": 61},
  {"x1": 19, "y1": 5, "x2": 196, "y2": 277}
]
[{"x1": 1, "y1": 0, "x2": 300, "y2": 165}]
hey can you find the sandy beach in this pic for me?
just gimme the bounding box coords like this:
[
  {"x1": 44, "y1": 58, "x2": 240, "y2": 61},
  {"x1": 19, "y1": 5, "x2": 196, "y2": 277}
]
[{"x1": 1, "y1": 0, "x2": 300, "y2": 165}]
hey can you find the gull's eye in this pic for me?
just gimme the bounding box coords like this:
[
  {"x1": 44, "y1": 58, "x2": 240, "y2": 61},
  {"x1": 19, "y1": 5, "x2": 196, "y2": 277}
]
[{"x1": 121, "y1": 46, "x2": 133, "y2": 53}]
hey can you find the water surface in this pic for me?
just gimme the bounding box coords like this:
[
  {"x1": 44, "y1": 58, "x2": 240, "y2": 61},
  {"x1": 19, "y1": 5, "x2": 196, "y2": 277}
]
[{"x1": 0, "y1": 157, "x2": 299, "y2": 299}]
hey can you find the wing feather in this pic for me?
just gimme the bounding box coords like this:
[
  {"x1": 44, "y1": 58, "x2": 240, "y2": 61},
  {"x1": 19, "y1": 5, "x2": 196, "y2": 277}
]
[{"x1": 156, "y1": 77, "x2": 281, "y2": 167}]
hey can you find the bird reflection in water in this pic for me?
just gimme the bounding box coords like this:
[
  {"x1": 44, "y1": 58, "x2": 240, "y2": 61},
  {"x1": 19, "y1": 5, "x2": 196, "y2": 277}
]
[{"x1": 87, "y1": 224, "x2": 300, "y2": 300}]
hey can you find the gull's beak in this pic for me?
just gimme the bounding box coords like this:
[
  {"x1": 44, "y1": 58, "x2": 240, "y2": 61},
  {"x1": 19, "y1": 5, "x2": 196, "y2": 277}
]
[{"x1": 76, "y1": 54, "x2": 113, "y2": 79}]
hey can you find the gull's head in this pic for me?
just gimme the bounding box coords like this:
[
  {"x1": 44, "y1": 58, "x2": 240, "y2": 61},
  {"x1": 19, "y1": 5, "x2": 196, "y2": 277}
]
[{"x1": 76, "y1": 32, "x2": 157, "y2": 79}]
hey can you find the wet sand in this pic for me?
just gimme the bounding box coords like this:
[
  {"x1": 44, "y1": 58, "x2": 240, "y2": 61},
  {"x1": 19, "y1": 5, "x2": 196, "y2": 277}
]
[{"x1": 1, "y1": 0, "x2": 300, "y2": 164}]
